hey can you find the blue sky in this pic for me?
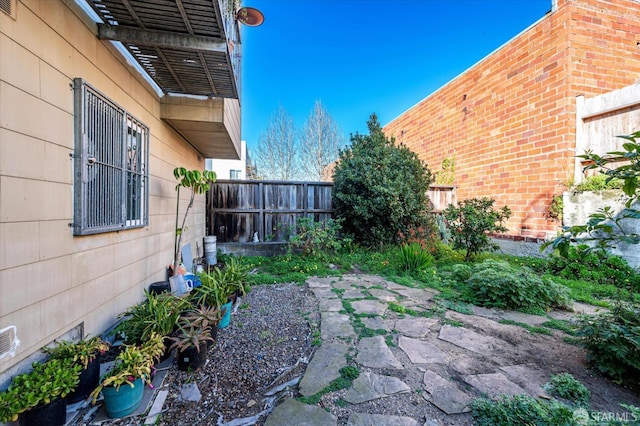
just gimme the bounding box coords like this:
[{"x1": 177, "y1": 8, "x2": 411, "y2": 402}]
[{"x1": 240, "y1": 0, "x2": 552, "y2": 152}]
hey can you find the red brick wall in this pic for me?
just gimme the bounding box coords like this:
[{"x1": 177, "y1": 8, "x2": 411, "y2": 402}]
[{"x1": 383, "y1": 0, "x2": 640, "y2": 238}]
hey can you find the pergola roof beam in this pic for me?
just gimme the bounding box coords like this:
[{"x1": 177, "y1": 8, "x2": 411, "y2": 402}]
[{"x1": 98, "y1": 24, "x2": 226, "y2": 52}]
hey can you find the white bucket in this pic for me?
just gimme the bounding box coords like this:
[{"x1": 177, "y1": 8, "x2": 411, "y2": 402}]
[{"x1": 204, "y1": 235, "x2": 217, "y2": 266}]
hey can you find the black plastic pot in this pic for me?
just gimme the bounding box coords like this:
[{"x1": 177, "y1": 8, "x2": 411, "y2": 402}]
[
  {"x1": 20, "y1": 396, "x2": 67, "y2": 426},
  {"x1": 177, "y1": 342, "x2": 207, "y2": 371},
  {"x1": 148, "y1": 281, "x2": 171, "y2": 295},
  {"x1": 67, "y1": 357, "x2": 100, "y2": 403}
]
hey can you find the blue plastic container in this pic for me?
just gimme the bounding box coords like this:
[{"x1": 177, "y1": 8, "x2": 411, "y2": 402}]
[
  {"x1": 102, "y1": 377, "x2": 144, "y2": 418},
  {"x1": 218, "y1": 301, "x2": 233, "y2": 328}
]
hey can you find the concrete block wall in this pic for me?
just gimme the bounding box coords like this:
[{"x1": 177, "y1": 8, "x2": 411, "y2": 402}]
[
  {"x1": 383, "y1": 0, "x2": 640, "y2": 238},
  {"x1": 563, "y1": 190, "x2": 640, "y2": 268},
  {"x1": 0, "y1": 0, "x2": 206, "y2": 376}
]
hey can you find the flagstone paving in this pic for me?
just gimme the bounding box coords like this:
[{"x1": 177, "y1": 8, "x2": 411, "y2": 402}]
[
  {"x1": 299, "y1": 342, "x2": 349, "y2": 397},
  {"x1": 356, "y1": 336, "x2": 403, "y2": 369},
  {"x1": 265, "y1": 274, "x2": 626, "y2": 425},
  {"x1": 344, "y1": 371, "x2": 410, "y2": 404}
]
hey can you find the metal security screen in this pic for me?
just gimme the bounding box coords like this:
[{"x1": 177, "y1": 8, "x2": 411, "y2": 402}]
[{"x1": 73, "y1": 78, "x2": 149, "y2": 235}]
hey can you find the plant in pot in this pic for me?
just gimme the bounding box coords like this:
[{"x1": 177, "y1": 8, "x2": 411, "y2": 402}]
[
  {"x1": 41, "y1": 335, "x2": 110, "y2": 404},
  {"x1": 89, "y1": 332, "x2": 164, "y2": 418},
  {"x1": 171, "y1": 168, "x2": 216, "y2": 295},
  {"x1": 192, "y1": 269, "x2": 234, "y2": 328},
  {"x1": 0, "y1": 358, "x2": 82, "y2": 425},
  {"x1": 111, "y1": 290, "x2": 186, "y2": 359},
  {"x1": 220, "y1": 255, "x2": 251, "y2": 303},
  {"x1": 168, "y1": 310, "x2": 218, "y2": 371}
]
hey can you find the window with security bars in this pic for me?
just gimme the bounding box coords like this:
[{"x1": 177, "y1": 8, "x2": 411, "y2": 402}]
[{"x1": 72, "y1": 78, "x2": 149, "y2": 235}]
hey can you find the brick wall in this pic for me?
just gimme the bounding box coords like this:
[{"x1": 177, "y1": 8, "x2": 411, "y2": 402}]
[{"x1": 383, "y1": 0, "x2": 640, "y2": 238}]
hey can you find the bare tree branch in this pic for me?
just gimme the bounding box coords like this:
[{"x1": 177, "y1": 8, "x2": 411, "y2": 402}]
[
  {"x1": 300, "y1": 100, "x2": 344, "y2": 181},
  {"x1": 255, "y1": 106, "x2": 300, "y2": 180}
]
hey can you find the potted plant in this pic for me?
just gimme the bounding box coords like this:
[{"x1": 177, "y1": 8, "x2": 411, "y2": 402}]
[
  {"x1": 112, "y1": 290, "x2": 186, "y2": 359},
  {"x1": 169, "y1": 311, "x2": 217, "y2": 371},
  {"x1": 0, "y1": 358, "x2": 82, "y2": 425},
  {"x1": 220, "y1": 255, "x2": 251, "y2": 302},
  {"x1": 171, "y1": 168, "x2": 216, "y2": 295},
  {"x1": 180, "y1": 304, "x2": 222, "y2": 342},
  {"x1": 90, "y1": 333, "x2": 164, "y2": 418},
  {"x1": 192, "y1": 269, "x2": 234, "y2": 328},
  {"x1": 41, "y1": 335, "x2": 110, "y2": 404}
]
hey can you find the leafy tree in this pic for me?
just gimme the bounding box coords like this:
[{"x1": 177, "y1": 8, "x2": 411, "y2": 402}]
[
  {"x1": 255, "y1": 105, "x2": 299, "y2": 180},
  {"x1": 543, "y1": 131, "x2": 640, "y2": 257},
  {"x1": 443, "y1": 197, "x2": 511, "y2": 261},
  {"x1": 332, "y1": 113, "x2": 434, "y2": 247},
  {"x1": 300, "y1": 100, "x2": 344, "y2": 181}
]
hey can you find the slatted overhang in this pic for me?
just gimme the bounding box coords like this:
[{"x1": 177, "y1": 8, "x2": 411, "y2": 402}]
[{"x1": 86, "y1": 0, "x2": 242, "y2": 159}]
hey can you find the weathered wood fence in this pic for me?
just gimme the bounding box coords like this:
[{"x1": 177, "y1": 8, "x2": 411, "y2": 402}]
[
  {"x1": 206, "y1": 180, "x2": 334, "y2": 244},
  {"x1": 426, "y1": 185, "x2": 457, "y2": 213}
]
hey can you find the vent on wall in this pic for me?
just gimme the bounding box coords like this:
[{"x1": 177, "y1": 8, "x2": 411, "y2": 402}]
[
  {"x1": 0, "y1": 326, "x2": 20, "y2": 361},
  {"x1": 0, "y1": 0, "x2": 16, "y2": 18}
]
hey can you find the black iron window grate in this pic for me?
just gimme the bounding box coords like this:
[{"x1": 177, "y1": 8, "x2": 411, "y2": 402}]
[{"x1": 73, "y1": 78, "x2": 149, "y2": 235}]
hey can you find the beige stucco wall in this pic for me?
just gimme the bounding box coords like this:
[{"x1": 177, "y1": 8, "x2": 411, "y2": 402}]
[{"x1": 0, "y1": 0, "x2": 208, "y2": 374}]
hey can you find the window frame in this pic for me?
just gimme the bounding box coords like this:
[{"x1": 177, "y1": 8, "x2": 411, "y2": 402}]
[{"x1": 72, "y1": 78, "x2": 149, "y2": 235}]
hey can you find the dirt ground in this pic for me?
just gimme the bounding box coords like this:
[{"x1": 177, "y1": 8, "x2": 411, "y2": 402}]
[{"x1": 77, "y1": 277, "x2": 640, "y2": 426}]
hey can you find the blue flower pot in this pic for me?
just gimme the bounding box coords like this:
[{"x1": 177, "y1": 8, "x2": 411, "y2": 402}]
[
  {"x1": 218, "y1": 301, "x2": 233, "y2": 329},
  {"x1": 102, "y1": 377, "x2": 144, "y2": 418}
]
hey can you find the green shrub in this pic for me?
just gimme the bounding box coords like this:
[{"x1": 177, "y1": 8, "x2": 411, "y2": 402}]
[
  {"x1": 332, "y1": 114, "x2": 435, "y2": 247},
  {"x1": 576, "y1": 302, "x2": 640, "y2": 384},
  {"x1": 395, "y1": 242, "x2": 434, "y2": 273},
  {"x1": 450, "y1": 263, "x2": 472, "y2": 281},
  {"x1": 289, "y1": 217, "x2": 346, "y2": 258},
  {"x1": 545, "y1": 373, "x2": 590, "y2": 408},
  {"x1": 463, "y1": 260, "x2": 570, "y2": 314},
  {"x1": 443, "y1": 197, "x2": 511, "y2": 261},
  {"x1": 548, "y1": 194, "x2": 564, "y2": 220},
  {"x1": 573, "y1": 174, "x2": 624, "y2": 191},
  {"x1": 546, "y1": 245, "x2": 640, "y2": 293},
  {"x1": 471, "y1": 394, "x2": 575, "y2": 426}
]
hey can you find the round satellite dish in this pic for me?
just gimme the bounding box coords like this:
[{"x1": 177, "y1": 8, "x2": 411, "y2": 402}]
[{"x1": 236, "y1": 7, "x2": 264, "y2": 27}]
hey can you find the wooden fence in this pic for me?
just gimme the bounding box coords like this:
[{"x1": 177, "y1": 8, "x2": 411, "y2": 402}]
[
  {"x1": 206, "y1": 180, "x2": 334, "y2": 243},
  {"x1": 206, "y1": 181, "x2": 457, "y2": 246},
  {"x1": 427, "y1": 185, "x2": 457, "y2": 213}
]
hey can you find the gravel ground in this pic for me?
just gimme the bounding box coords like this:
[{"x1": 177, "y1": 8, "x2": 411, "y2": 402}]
[{"x1": 77, "y1": 282, "x2": 320, "y2": 426}]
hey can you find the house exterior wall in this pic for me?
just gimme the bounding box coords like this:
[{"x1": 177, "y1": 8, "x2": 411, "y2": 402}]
[
  {"x1": 0, "y1": 0, "x2": 208, "y2": 374},
  {"x1": 206, "y1": 140, "x2": 247, "y2": 180},
  {"x1": 383, "y1": 0, "x2": 640, "y2": 239}
]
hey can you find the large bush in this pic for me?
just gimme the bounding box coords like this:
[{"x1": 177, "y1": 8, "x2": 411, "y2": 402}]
[{"x1": 332, "y1": 114, "x2": 435, "y2": 247}]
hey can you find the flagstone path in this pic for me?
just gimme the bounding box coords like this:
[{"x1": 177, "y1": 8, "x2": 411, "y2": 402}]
[{"x1": 263, "y1": 274, "x2": 626, "y2": 425}]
